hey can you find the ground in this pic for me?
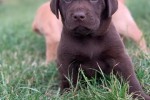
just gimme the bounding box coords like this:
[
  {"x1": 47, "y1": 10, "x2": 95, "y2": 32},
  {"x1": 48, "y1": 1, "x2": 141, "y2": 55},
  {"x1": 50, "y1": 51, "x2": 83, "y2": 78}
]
[{"x1": 0, "y1": 0, "x2": 150, "y2": 99}]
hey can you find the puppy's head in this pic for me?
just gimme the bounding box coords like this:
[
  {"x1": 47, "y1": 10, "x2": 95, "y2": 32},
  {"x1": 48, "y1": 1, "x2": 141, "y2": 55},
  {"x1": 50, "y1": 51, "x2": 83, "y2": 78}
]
[{"x1": 50, "y1": 0, "x2": 118, "y2": 36}]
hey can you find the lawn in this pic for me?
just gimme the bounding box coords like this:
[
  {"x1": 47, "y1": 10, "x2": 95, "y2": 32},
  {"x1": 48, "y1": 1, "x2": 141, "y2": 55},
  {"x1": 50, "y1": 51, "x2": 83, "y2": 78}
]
[{"x1": 0, "y1": 0, "x2": 150, "y2": 99}]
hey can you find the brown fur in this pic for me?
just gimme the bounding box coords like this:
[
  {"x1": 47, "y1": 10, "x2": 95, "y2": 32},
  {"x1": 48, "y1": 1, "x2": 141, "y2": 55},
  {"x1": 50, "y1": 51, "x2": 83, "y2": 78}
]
[
  {"x1": 32, "y1": 0, "x2": 148, "y2": 64},
  {"x1": 50, "y1": 0, "x2": 150, "y2": 99}
]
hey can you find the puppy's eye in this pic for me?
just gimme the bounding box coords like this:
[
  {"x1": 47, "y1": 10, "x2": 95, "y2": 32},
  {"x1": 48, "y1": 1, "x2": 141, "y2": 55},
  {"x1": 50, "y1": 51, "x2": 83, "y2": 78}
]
[
  {"x1": 63, "y1": 0, "x2": 72, "y2": 3},
  {"x1": 90, "y1": 0, "x2": 98, "y2": 3}
]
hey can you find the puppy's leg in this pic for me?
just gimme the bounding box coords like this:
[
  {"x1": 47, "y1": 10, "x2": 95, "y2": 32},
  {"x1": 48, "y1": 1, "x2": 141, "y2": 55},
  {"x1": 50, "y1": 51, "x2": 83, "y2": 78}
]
[
  {"x1": 114, "y1": 53, "x2": 150, "y2": 99},
  {"x1": 125, "y1": 22, "x2": 147, "y2": 52},
  {"x1": 117, "y1": 18, "x2": 148, "y2": 52},
  {"x1": 58, "y1": 62, "x2": 79, "y2": 92},
  {"x1": 44, "y1": 26, "x2": 61, "y2": 64},
  {"x1": 45, "y1": 37, "x2": 59, "y2": 64}
]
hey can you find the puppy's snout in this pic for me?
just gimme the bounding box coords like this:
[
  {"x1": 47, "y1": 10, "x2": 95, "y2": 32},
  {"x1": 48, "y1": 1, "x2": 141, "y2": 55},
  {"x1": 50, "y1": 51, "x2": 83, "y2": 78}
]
[{"x1": 72, "y1": 11, "x2": 86, "y2": 21}]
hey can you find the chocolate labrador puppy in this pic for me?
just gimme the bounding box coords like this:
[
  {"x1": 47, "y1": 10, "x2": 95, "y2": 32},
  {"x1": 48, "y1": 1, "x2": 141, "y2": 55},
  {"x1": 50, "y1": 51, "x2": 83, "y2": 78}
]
[{"x1": 50, "y1": 0, "x2": 150, "y2": 99}]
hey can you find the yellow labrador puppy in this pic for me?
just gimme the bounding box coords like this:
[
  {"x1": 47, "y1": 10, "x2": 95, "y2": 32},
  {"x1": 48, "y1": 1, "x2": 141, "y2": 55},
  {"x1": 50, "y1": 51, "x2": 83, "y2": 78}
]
[
  {"x1": 32, "y1": 0, "x2": 148, "y2": 64},
  {"x1": 32, "y1": 2, "x2": 62, "y2": 63}
]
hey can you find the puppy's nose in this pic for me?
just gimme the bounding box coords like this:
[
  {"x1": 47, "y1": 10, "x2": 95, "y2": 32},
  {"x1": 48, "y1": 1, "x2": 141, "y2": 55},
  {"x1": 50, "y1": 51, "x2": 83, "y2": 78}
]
[{"x1": 73, "y1": 11, "x2": 86, "y2": 21}]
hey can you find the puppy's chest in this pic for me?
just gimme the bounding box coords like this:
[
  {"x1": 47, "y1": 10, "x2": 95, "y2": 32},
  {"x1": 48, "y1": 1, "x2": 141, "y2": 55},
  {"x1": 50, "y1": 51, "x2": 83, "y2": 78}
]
[
  {"x1": 74, "y1": 39, "x2": 104, "y2": 59},
  {"x1": 60, "y1": 38, "x2": 114, "y2": 74},
  {"x1": 74, "y1": 45, "x2": 112, "y2": 75},
  {"x1": 72, "y1": 39, "x2": 107, "y2": 65}
]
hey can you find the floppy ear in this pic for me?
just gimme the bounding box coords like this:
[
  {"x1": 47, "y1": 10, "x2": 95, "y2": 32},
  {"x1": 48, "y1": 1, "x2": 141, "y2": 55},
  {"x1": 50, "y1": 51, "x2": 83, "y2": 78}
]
[
  {"x1": 50, "y1": 0, "x2": 59, "y2": 19},
  {"x1": 104, "y1": 0, "x2": 118, "y2": 18}
]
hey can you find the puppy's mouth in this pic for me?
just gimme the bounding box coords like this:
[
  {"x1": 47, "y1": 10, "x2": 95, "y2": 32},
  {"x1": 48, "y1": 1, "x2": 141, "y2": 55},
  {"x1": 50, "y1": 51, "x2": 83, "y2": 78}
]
[
  {"x1": 65, "y1": 19, "x2": 100, "y2": 34},
  {"x1": 72, "y1": 26, "x2": 93, "y2": 36}
]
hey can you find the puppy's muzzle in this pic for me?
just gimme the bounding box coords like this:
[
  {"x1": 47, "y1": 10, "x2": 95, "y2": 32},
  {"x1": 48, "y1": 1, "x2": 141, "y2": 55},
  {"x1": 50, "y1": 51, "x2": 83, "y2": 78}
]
[{"x1": 65, "y1": 7, "x2": 100, "y2": 34}]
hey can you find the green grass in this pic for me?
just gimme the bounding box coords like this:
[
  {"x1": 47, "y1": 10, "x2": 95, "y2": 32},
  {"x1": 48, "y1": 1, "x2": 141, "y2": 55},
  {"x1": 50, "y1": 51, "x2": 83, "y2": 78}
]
[{"x1": 0, "y1": 0, "x2": 150, "y2": 99}]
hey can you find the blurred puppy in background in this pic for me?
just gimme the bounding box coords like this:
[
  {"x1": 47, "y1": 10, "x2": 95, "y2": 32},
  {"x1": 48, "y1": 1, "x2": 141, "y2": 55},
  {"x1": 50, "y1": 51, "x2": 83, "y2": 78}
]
[
  {"x1": 32, "y1": 0, "x2": 148, "y2": 64},
  {"x1": 112, "y1": 0, "x2": 147, "y2": 53},
  {"x1": 119, "y1": 0, "x2": 125, "y2": 3},
  {"x1": 32, "y1": 2, "x2": 62, "y2": 63}
]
